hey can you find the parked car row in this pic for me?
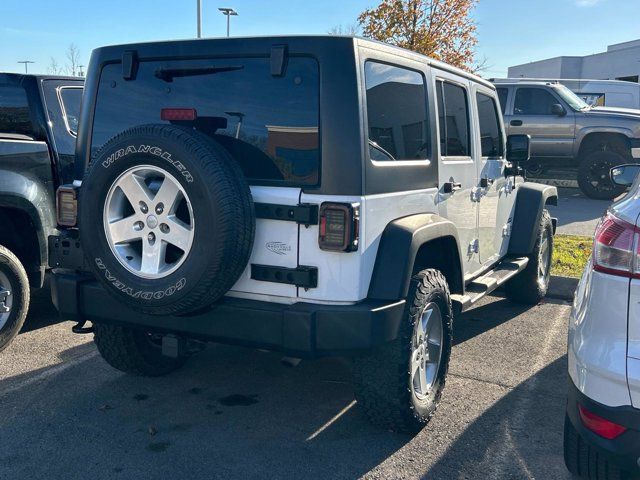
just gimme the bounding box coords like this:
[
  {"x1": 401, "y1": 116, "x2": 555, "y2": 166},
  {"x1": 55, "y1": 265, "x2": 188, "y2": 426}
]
[{"x1": 1, "y1": 35, "x2": 640, "y2": 479}]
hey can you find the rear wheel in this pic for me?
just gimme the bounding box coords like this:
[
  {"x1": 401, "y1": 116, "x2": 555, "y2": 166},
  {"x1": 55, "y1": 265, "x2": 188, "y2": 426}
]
[
  {"x1": 93, "y1": 323, "x2": 187, "y2": 376},
  {"x1": 352, "y1": 269, "x2": 453, "y2": 433},
  {"x1": 505, "y1": 209, "x2": 553, "y2": 305},
  {"x1": 0, "y1": 245, "x2": 29, "y2": 353},
  {"x1": 577, "y1": 150, "x2": 628, "y2": 200}
]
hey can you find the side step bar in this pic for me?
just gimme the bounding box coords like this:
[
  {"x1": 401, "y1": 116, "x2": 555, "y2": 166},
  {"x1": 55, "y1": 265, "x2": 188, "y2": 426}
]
[{"x1": 451, "y1": 256, "x2": 529, "y2": 312}]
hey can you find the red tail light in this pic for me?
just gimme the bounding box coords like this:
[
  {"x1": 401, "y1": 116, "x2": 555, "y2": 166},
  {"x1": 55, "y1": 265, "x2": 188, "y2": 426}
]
[
  {"x1": 593, "y1": 212, "x2": 640, "y2": 278},
  {"x1": 318, "y1": 203, "x2": 359, "y2": 252},
  {"x1": 578, "y1": 404, "x2": 626, "y2": 440},
  {"x1": 161, "y1": 108, "x2": 198, "y2": 121}
]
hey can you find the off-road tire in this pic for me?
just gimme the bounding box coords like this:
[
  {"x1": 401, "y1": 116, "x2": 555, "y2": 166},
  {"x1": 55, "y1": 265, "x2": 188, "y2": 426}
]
[
  {"x1": 577, "y1": 150, "x2": 628, "y2": 200},
  {"x1": 505, "y1": 209, "x2": 553, "y2": 305},
  {"x1": 79, "y1": 124, "x2": 255, "y2": 316},
  {"x1": 93, "y1": 323, "x2": 187, "y2": 376},
  {"x1": 352, "y1": 269, "x2": 453, "y2": 434},
  {"x1": 0, "y1": 245, "x2": 30, "y2": 353},
  {"x1": 564, "y1": 415, "x2": 628, "y2": 480}
]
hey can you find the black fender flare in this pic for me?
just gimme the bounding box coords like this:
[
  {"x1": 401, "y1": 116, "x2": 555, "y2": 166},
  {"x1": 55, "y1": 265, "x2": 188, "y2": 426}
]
[
  {"x1": 508, "y1": 182, "x2": 558, "y2": 256},
  {"x1": 368, "y1": 213, "x2": 463, "y2": 301}
]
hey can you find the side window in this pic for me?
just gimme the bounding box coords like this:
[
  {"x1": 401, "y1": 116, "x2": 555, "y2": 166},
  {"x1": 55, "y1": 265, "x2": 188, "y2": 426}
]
[
  {"x1": 0, "y1": 85, "x2": 33, "y2": 138},
  {"x1": 476, "y1": 93, "x2": 504, "y2": 158},
  {"x1": 58, "y1": 87, "x2": 83, "y2": 136},
  {"x1": 365, "y1": 61, "x2": 429, "y2": 161},
  {"x1": 514, "y1": 88, "x2": 559, "y2": 115},
  {"x1": 436, "y1": 80, "x2": 470, "y2": 157},
  {"x1": 496, "y1": 88, "x2": 508, "y2": 114}
]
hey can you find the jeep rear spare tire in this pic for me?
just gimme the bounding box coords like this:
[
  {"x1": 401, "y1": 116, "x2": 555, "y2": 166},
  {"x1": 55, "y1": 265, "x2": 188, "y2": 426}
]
[{"x1": 79, "y1": 125, "x2": 255, "y2": 316}]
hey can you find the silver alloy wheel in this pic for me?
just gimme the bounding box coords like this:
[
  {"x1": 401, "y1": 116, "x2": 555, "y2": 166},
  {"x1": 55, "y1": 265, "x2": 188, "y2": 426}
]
[
  {"x1": 538, "y1": 227, "x2": 552, "y2": 288},
  {"x1": 410, "y1": 302, "x2": 443, "y2": 400},
  {"x1": 0, "y1": 271, "x2": 13, "y2": 331},
  {"x1": 103, "y1": 165, "x2": 195, "y2": 279}
]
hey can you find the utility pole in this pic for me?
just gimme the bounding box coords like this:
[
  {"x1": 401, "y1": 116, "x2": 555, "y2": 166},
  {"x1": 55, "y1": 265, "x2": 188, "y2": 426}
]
[
  {"x1": 17, "y1": 60, "x2": 35, "y2": 74},
  {"x1": 197, "y1": 0, "x2": 202, "y2": 38},
  {"x1": 218, "y1": 8, "x2": 238, "y2": 37}
]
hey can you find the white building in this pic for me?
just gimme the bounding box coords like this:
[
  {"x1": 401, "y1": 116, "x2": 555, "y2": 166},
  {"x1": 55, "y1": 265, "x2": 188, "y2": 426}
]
[{"x1": 508, "y1": 39, "x2": 640, "y2": 83}]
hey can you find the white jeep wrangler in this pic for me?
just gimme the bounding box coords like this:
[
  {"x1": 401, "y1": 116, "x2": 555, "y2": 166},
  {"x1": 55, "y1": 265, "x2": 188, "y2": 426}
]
[{"x1": 50, "y1": 36, "x2": 557, "y2": 433}]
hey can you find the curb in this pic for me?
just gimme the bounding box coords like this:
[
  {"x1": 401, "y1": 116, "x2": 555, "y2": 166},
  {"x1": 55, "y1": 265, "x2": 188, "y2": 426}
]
[{"x1": 547, "y1": 275, "x2": 579, "y2": 301}]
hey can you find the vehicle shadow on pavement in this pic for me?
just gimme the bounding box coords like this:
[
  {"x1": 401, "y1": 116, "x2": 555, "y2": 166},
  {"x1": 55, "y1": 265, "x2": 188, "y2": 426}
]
[
  {"x1": 0, "y1": 297, "x2": 569, "y2": 480},
  {"x1": 20, "y1": 280, "x2": 65, "y2": 334}
]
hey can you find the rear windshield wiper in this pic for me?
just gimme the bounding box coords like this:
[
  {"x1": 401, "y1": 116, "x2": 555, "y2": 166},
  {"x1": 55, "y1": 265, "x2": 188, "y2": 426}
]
[{"x1": 154, "y1": 65, "x2": 244, "y2": 82}]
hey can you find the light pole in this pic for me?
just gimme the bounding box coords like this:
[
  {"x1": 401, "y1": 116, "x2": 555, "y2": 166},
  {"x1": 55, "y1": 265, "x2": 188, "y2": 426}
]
[
  {"x1": 17, "y1": 60, "x2": 35, "y2": 74},
  {"x1": 196, "y1": 0, "x2": 202, "y2": 38},
  {"x1": 218, "y1": 8, "x2": 238, "y2": 37},
  {"x1": 78, "y1": 65, "x2": 85, "y2": 77}
]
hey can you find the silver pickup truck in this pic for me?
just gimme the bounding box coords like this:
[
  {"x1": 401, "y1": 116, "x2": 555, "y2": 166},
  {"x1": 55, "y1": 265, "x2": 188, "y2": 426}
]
[{"x1": 493, "y1": 79, "x2": 640, "y2": 199}]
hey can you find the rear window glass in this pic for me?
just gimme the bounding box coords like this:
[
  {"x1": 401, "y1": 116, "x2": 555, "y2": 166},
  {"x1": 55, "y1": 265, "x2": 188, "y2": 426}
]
[
  {"x1": 0, "y1": 85, "x2": 33, "y2": 137},
  {"x1": 92, "y1": 57, "x2": 320, "y2": 186},
  {"x1": 59, "y1": 87, "x2": 82, "y2": 135},
  {"x1": 364, "y1": 61, "x2": 429, "y2": 161}
]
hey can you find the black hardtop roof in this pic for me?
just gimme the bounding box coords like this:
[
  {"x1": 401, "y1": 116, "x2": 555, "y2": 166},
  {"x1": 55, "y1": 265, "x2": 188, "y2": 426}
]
[
  {"x1": 0, "y1": 72, "x2": 83, "y2": 82},
  {"x1": 89, "y1": 35, "x2": 493, "y2": 89}
]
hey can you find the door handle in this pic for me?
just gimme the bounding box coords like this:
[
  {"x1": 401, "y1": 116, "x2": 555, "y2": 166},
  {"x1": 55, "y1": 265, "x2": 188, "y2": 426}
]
[
  {"x1": 443, "y1": 181, "x2": 462, "y2": 193},
  {"x1": 480, "y1": 177, "x2": 494, "y2": 188},
  {"x1": 510, "y1": 120, "x2": 523, "y2": 126}
]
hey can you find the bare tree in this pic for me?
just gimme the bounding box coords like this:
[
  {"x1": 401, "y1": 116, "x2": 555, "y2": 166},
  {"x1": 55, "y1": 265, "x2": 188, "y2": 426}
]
[
  {"x1": 48, "y1": 57, "x2": 62, "y2": 75},
  {"x1": 65, "y1": 43, "x2": 81, "y2": 77},
  {"x1": 327, "y1": 23, "x2": 360, "y2": 36}
]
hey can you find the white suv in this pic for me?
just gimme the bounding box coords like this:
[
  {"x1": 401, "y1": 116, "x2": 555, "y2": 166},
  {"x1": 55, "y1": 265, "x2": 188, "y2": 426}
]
[{"x1": 565, "y1": 164, "x2": 640, "y2": 478}]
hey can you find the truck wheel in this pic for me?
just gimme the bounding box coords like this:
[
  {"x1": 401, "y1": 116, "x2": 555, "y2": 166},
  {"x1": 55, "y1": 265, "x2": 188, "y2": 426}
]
[
  {"x1": 577, "y1": 150, "x2": 628, "y2": 200},
  {"x1": 79, "y1": 124, "x2": 255, "y2": 316},
  {"x1": 0, "y1": 245, "x2": 29, "y2": 353},
  {"x1": 564, "y1": 415, "x2": 625, "y2": 480},
  {"x1": 352, "y1": 269, "x2": 453, "y2": 433},
  {"x1": 505, "y1": 210, "x2": 553, "y2": 305},
  {"x1": 93, "y1": 323, "x2": 187, "y2": 376}
]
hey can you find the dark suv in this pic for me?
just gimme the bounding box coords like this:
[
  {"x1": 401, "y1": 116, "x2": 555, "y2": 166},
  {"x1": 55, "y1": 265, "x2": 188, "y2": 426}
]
[{"x1": 0, "y1": 73, "x2": 83, "y2": 351}]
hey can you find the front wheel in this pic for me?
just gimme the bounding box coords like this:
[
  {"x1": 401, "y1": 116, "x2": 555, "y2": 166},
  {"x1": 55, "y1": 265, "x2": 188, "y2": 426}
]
[
  {"x1": 352, "y1": 269, "x2": 453, "y2": 433},
  {"x1": 0, "y1": 245, "x2": 30, "y2": 353},
  {"x1": 93, "y1": 323, "x2": 188, "y2": 376},
  {"x1": 505, "y1": 209, "x2": 553, "y2": 305}
]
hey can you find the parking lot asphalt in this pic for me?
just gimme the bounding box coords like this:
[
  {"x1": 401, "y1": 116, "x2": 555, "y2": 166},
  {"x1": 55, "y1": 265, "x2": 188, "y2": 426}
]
[
  {"x1": 0, "y1": 288, "x2": 572, "y2": 480},
  {"x1": 547, "y1": 187, "x2": 614, "y2": 236}
]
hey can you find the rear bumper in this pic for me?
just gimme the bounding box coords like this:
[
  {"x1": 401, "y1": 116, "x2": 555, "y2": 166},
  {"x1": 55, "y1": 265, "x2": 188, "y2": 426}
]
[
  {"x1": 51, "y1": 273, "x2": 406, "y2": 358},
  {"x1": 566, "y1": 378, "x2": 640, "y2": 473}
]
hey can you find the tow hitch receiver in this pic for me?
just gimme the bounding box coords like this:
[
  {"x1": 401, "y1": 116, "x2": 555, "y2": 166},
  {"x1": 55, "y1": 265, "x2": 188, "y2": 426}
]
[{"x1": 0, "y1": 288, "x2": 9, "y2": 314}]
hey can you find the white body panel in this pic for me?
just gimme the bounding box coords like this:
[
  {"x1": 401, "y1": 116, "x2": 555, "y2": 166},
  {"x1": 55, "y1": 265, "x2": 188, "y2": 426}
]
[
  {"x1": 230, "y1": 186, "x2": 301, "y2": 300},
  {"x1": 568, "y1": 264, "x2": 632, "y2": 407},
  {"x1": 298, "y1": 188, "x2": 438, "y2": 302}
]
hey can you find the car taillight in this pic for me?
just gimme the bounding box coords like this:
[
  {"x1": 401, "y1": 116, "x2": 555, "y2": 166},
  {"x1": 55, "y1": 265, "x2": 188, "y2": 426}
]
[
  {"x1": 161, "y1": 108, "x2": 198, "y2": 121},
  {"x1": 578, "y1": 404, "x2": 627, "y2": 440},
  {"x1": 593, "y1": 212, "x2": 640, "y2": 278},
  {"x1": 56, "y1": 186, "x2": 78, "y2": 227},
  {"x1": 318, "y1": 203, "x2": 359, "y2": 252}
]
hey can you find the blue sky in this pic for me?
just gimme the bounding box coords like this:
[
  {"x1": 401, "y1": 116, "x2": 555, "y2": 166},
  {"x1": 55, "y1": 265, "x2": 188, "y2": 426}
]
[{"x1": 0, "y1": 0, "x2": 637, "y2": 77}]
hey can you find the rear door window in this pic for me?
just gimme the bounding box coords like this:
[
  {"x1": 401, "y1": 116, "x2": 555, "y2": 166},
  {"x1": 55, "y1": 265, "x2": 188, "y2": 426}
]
[
  {"x1": 0, "y1": 85, "x2": 33, "y2": 138},
  {"x1": 476, "y1": 92, "x2": 504, "y2": 157},
  {"x1": 364, "y1": 61, "x2": 429, "y2": 161},
  {"x1": 496, "y1": 88, "x2": 508, "y2": 114},
  {"x1": 92, "y1": 57, "x2": 320, "y2": 186},
  {"x1": 436, "y1": 81, "x2": 470, "y2": 157},
  {"x1": 58, "y1": 87, "x2": 82, "y2": 135}
]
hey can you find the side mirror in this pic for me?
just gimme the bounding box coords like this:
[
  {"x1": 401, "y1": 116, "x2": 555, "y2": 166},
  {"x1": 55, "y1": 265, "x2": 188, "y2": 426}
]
[
  {"x1": 506, "y1": 134, "x2": 531, "y2": 164},
  {"x1": 551, "y1": 103, "x2": 566, "y2": 117},
  {"x1": 610, "y1": 164, "x2": 640, "y2": 187}
]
